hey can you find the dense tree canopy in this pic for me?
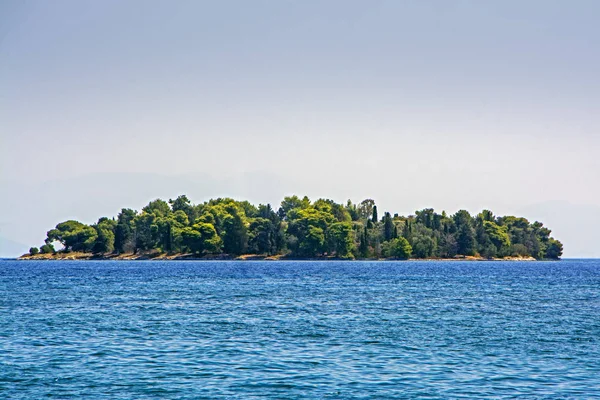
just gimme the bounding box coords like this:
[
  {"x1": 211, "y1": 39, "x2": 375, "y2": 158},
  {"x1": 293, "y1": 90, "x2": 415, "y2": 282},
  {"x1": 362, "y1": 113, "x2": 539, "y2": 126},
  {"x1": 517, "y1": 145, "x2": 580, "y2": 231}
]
[{"x1": 31, "y1": 195, "x2": 564, "y2": 260}]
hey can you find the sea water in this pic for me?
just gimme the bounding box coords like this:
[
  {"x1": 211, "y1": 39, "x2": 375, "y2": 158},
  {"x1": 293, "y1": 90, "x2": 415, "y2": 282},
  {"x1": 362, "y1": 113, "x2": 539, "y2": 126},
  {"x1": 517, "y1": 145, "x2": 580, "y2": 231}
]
[{"x1": 1, "y1": 259, "x2": 599, "y2": 398}]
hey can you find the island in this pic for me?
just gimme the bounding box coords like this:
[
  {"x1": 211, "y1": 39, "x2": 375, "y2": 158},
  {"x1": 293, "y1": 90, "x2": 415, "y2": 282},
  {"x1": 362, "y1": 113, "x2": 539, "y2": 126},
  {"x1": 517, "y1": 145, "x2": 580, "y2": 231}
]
[{"x1": 21, "y1": 195, "x2": 563, "y2": 261}]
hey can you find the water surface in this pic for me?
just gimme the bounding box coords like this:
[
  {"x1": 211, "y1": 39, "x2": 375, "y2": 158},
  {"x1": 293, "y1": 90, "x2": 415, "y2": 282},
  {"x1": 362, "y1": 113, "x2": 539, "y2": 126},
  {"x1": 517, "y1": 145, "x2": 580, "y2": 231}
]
[{"x1": 1, "y1": 259, "x2": 599, "y2": 398}]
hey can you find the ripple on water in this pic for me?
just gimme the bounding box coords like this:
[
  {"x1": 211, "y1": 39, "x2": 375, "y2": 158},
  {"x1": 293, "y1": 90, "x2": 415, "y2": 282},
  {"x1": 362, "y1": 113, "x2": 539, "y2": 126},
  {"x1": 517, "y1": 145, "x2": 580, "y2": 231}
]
[{"x1": 1, "y1": 259, "x2": 600, "y2": 398}]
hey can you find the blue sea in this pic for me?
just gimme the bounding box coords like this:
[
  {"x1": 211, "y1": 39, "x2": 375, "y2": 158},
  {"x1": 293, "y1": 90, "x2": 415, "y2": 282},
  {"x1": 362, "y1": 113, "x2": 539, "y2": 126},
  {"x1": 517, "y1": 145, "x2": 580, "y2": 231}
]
[{"x1": 1, "y1": 259, "x2": 599, "y2": 399}]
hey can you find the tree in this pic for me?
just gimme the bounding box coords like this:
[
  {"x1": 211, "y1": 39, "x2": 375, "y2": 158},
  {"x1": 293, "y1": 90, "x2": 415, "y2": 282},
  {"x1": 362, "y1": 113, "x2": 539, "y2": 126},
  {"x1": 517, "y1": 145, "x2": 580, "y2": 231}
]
[
  {"x1": 372, "y1": 205, "x2": 378, "y2": 223},
  {"x1": 453, "y1": 210, "x2": 473, "y2": 230},
  {"x1": 545, "y1": 238, "x2": 563, "y2": 259},
  {"x1": 411, "y1": 234, "x2": 437, "y2": 258},
  {"x1": 301, "y1": 225, "x2": 325, "y2": 256},
  {"x1": 483, "y1": 221, "x2": 510, "y2": 256},
  {"x1": 29, "y1": 247, "x2": 39, "y2": 255},
  {"x1": 359, "y1": 226, "x2": 369, "y2": 257},
  {"x1": 416, "y1": 208, "x2": 437, "y2": 229},
  {"x1": 438, "y1": 232, "x2": 458, "y2": 258},
  {"x1": 92, "y1": 218, "x2": 116, "y2": 254},
  {"x1": 169, "y1": 195, "x2": 196, "y2": 223},
  {"x1": 358, "y1": 199, "x2": 375, "y2": 221},
  {"x1": 382, "y1": 237, "x2": 412, "y2": 259},
  {"x1": 143, "y1": 199, "x2": 171, "y2": 217},
  {"x1": 46, "y1": 220, "x2": 97, "y2": 252},
  {"x1": 134, "y1": 213, "x2": 158, "y2": 252},
  {"x1": 456, "y1": 224, "x2": 476, "y2": 256},
  {"x1": 29, "y1": 195, "x2": 565, "y2": 261},
  {"x1": 383, "y1": 212, "x2": 394, "y2": 241},
  {"x1": 286, "y1": 205, "x2": 334, "y2": 257},
  {"x1": 249, "y1": 218, "x2": 276, "y2": 255},
  {"x1": 328, "y1": 222, "x2": 355, "y2": 258},
  {"x1": 181, "y1": 222, "x2": 222, "y2": 254},
  {"x1": 279, "y1": 195, "x2": 311, "y2": 220},
  {"x1": 221, "y1": 204, "x2": 249, "y2": 255},
  {"x1": 115, "y1": 208, "x2": 136, "y2": 254},
  {"x1": 40, "y1": 244, "x2": 55, "y2": 254},
  {"x1": 345, "y1": 200, "x2": 359, "y2": 221}
]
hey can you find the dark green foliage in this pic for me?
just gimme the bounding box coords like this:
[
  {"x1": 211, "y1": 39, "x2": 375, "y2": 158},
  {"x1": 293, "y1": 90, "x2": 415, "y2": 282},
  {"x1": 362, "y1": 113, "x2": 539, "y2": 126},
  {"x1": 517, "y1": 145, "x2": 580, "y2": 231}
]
[
  {"x1": 456, "y1": 224, "x2": 477, "y2": 256},
  {"x1": 134, "y1": 213, "x2": 157, "y2": 252},
  {"x1": 359, "y1": 226, "x2": 369, "y2": 258},
  {"x1": 46, "y1": 220, "x2": 97, "y2": 252},
  {"x1": 221, "y1": 205, "x2": 248, "y2": 255},
  {"x1": 383, "y1": 212, "x2": 394, "y2": 241},
  {"x1": 249, "y1": 218, "x2": 276, "y2": 254},
  {"x1": 328, "y1": 222, "x2": 355, "y2": 258},
  {"x1": 169, "y1": 195, "x2": 196, "y2": 224},
  {"x1": 142, "y1": 199, "x2": 171, "y2": 217},
  {"x1": 92, "y1": 217, "x2": 116, "y2": 254},
  {"x1": 114, "y1": 208, "x2": 136, "y2": 254},
  {"x1": 545, "y1": 238, "x2": 563, "y2": 259},
  {"x1": 40, "y1": 244, "x2": 55, "y2": 254},
  {"x1": 29, "y1": 247, "x2": 39, "y2": 255},
  {"x1": 32, "y1": 196, "x2": 564, "y2": 260}
]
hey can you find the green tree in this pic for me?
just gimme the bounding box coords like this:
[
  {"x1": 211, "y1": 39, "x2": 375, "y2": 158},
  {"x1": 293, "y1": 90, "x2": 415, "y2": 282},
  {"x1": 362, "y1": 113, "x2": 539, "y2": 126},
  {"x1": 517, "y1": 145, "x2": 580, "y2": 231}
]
[
  {"x1": 301, "y1": 225, "x2": 325, "y2": 256},
  {"x1": 456, "y1": 224, "x2": 476, "y2": 256},
  {"x1": 40, "y1": 243, "x2": 55, "y2": 254},
  {"x1": 114, "y1": 208, "x2": 136, "y2": 254},
  {"x1": 358, "y1": 199, "x2": 375, "y2": 220},
  {"x1": 372, "y1": 205, "x2": 378, "y2": 223},
  {"x1": 221, "y1": 204, "x2": 249, "y2": 255},
  {"x1": 545, "y1": 238, "x2": 563, "y2": 259},
  {"x1": 181, "y1": 222, "x2": 222, "y2": 254},
  {"x1": 143, "y1": 199, "x2": 171, "y2": 217},
  {"x1": 383, "y1": 212, "x2": 394, "y2": 241},
  {"x1": 382, "y1": 237, "x2": 412, "y2": 259},
  {"x1": 134, "y1": 213, "x2": 158, "y2": 252},
  {"x1": 29, "y1": 195, "x2": 565, "y2": 261},
  {"x1": 92, "y1": 217, "x2": 116, "y2": 254},
  {"x1": 279, "y1": 195, "x2": 311, "y2": 220},
  {"x1": 483, "y1": 221, "x2": 510, "y2": 256},
  {"x1": 46, "y1": 220, "x2": 97, "y2": 252},
  {"x1": 359, "y1": 226, "x2": 369, "y2": 257},
  {"x1": 29, "y1": 247, "x2": 39, "y2": 255},
  {"x1": 248, "y1": 217, "x2": 276, "y2": 254},
  {"x1": 345, "y1": 200, "x2": 359, "y2": 221},
  {"x1": 169, "y1": 195, "x2": 196, "y2": 224},
  {"x1": 286, "y1": 206, "x2": 334, "y2": 257},
  {"x1": 328, "y1": 222, "x2": 355, "y2": 258}
]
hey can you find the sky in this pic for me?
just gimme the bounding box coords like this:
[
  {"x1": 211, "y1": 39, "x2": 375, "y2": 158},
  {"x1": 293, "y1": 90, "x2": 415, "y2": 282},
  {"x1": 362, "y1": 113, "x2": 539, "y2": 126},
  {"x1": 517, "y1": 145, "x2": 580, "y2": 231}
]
[{"x1": 1, "y1": 0, "x2": 599, "y2": 257}]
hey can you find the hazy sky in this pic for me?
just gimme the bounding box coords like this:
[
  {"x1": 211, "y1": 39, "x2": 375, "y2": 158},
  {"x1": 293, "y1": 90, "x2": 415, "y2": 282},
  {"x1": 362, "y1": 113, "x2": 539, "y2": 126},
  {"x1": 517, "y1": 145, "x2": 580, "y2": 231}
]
[{"x1": 1, "y1": 0, "x2": 599, "y2": 257}]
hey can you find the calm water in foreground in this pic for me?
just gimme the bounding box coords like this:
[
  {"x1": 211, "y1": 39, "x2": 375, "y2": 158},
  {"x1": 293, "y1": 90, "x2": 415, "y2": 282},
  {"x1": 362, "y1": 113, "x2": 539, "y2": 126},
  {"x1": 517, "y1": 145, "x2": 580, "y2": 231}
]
[{"x1": 1, "y1": 259, "x2": 599, "y2": 399}]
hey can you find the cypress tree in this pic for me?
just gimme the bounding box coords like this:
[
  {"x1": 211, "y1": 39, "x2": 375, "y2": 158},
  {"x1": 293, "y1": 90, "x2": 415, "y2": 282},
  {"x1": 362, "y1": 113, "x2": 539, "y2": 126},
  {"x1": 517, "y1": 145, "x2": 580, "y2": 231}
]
[{"x1": 383, "y1": 212, "x2": 394, "y2": 241}]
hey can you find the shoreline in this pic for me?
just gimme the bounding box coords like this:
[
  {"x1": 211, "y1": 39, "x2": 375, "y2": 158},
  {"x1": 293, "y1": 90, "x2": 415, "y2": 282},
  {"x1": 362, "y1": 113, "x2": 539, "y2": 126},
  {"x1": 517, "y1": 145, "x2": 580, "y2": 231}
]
[{"x1": 18, "y1": 253, "x2": 540, "y2": 262}]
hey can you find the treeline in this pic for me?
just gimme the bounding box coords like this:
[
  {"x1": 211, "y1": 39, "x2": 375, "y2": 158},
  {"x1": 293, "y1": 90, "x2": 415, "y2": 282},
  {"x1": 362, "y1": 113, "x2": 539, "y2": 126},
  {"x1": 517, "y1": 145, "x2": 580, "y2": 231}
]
[{"x1": 28, "y1": 195, "x2": 563, "y2": 260}]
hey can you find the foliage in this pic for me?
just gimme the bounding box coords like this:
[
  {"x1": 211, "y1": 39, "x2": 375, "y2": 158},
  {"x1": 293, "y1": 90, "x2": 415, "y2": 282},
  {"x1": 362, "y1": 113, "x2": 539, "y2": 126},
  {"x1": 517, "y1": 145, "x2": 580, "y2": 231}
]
[
  {"x1": 33, "y1": 195, "x2": 564, "y2": 260},
  {"x1": 382, "y1": 237, "x2": 412, "y2": 259},
  {"x1": 40, "y1": 244, "x2": 55, "y2": 254}
]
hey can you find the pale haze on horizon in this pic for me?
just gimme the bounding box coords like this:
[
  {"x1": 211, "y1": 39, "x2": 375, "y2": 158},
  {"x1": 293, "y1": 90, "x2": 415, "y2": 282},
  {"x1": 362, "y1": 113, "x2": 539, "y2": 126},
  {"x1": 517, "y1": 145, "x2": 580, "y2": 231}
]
[{"x1": 1, "y1": 0, "x2": 599, "y2": 257}]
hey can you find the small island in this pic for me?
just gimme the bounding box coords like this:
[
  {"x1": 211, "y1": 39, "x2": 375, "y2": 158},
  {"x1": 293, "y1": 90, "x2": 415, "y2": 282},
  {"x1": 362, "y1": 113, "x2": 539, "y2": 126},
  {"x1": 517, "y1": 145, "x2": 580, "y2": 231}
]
[{"x1": 21, "y1": 195, "x2": 563, "y2": 261}]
